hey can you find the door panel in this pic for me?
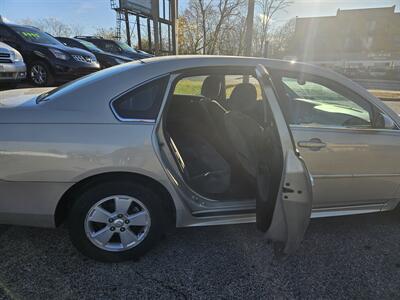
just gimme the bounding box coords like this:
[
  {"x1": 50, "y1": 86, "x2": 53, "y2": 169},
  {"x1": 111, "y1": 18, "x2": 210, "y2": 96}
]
[
  {"x1": 274, "y1": 72, "x2": 400, "y2": 209},
  {"x1": 292, "y1": 126, "x2": 400, "y2": 208},
  {"x1": 256, "y1": 65, "x2": 313, "y2": 253},
  {"x1": 265, "y1": 150, "x2": 313, "y2": 253}
]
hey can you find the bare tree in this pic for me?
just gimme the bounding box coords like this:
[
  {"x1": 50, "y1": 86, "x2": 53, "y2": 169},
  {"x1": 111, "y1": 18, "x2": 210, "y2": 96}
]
[
  {"x1": 178, "y1": 0, "x2": 291, "y2": 56},
  {"x1": 268, "y1": 18, "x2": 295, "y2": 58},
  {"x1": 18, "y1": 17, "x2": 84, "y2": 38},
  {"x1": 208, "y1": 0, "x2": 245, "y2": 54},
  {"x1": 244, "y1": 0, "x2": 255, "y2": 56},
  {"x1": 71, "y1": 24, "x2": 85, "y2": 37},
  {"x1": 217, "y1": 13, "x2": 247, "y2": 55},
  {"x1": 177, "y1": 13, "x2": 203, "y2": 54},
  {"x1": 179, "y1": 0, "x2": 246, "y2": 55},
  {"x1": 41, "y1": 18, "x2": 72, "y2": 36},
  {"x1": 94, "y1": 27, "x2": 118, "y2": 40},
  {"x1": 198, "y1": 0, "x2": 211, "y2": 54},
  {"x1": 254, "y1": 0, "x2": 292, "y2": 56}
]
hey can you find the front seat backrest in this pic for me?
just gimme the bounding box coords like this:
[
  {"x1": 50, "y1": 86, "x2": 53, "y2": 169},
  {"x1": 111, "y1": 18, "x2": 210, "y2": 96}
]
[{"x1": 224, "y1": 82, "x2": 263, "y2": 177}]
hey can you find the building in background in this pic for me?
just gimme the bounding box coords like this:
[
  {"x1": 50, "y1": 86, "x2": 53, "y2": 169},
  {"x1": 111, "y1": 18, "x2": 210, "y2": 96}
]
[{"x1": 289, "y1": 6, "x2": 400, "y2": 79}]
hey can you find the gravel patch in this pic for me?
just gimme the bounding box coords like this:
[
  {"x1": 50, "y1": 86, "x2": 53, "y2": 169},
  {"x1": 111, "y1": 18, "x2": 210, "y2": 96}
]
[{"x1": 0, "y1": 211, "x2": 399, "y2": 299}]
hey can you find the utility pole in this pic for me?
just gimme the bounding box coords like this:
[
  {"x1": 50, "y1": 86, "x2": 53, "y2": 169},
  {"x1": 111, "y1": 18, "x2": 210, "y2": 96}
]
[
  {"x1": 136, "y1": 15, "x2": 142, "y2": 50},
  {"x1": 244, "y1": 0, "x2": 255, "y2": 57},
  {"x1": 152, "y1": 0, "x2": 160, "y2": 54},
  {"x1": 171, "y1": 0, "x2": 178, "y2": 54},
  {"x1": 124, "y1": 10, "x2": 131, "y2": 46}
]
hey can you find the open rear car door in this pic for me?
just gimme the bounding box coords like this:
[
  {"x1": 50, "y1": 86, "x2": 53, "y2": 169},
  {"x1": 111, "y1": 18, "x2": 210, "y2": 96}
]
[{"x1": 255, "y1": 64, "x2": 313, "y2": 253}]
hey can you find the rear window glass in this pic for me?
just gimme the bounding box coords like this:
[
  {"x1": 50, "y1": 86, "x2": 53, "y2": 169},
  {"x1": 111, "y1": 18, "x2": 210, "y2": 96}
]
[{"x1": 112, "y1": 76, "x2": 169, "y2": 120}]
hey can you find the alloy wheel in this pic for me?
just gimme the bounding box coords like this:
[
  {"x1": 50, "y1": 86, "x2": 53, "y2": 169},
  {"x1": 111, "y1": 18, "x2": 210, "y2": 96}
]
[
  {"x1": 30, "y1": 64, "x2": 47, "y2": 85},
  {"x1": 84, "y1": 195, "x2": 151, "y2": 252}
]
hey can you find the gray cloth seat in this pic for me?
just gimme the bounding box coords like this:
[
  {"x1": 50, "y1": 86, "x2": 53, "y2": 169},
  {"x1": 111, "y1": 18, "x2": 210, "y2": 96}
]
[
  {"x1": 169, "y1": 130, "x2": 231, "y2": 195},
  {"x1": 166, "y1": 94, "x2": 232, "y2": 195},
  {"x1": 224, "y1": 83, "x2": 283, "y2": 231}
]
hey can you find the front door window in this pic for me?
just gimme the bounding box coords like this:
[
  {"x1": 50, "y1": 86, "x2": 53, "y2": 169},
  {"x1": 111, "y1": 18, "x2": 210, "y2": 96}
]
[{"x1": 282, "y1": 76, "x2": 373, "y2": 129}]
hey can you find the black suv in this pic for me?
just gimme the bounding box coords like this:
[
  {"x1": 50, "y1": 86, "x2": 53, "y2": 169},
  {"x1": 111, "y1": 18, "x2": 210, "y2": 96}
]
[
  {"x1": 56, "y1": 37, "x2": 132, "y2": 69},
  {"x1": 76, "y1": 36, "x2": 153, "y2": 60},
  {"x1": 0, "y1": 23, "x2": 100, "y2": 86}
]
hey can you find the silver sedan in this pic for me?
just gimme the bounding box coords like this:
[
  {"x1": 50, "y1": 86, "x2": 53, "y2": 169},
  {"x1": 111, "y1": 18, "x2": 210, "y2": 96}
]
[{"x1": 0, "y1": 56, "x2": 398, "y2": 262}]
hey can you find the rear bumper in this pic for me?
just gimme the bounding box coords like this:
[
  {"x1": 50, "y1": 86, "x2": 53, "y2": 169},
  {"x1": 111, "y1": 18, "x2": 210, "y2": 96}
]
[{"x1": 0, "y1": 62, "x2": 27, "y2": 82}]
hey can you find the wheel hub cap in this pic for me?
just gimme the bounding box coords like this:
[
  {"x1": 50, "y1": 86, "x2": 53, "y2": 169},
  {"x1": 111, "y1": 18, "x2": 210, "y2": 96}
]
[{"x1": 113, "y1": 219, "x2": 124, "y2": 228}]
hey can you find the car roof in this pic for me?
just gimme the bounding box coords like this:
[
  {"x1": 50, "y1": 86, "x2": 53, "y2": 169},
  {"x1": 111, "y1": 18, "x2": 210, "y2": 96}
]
[
  {"x1": 57, "y1": 37, "x2": 81, "y2": 43},
  {"x1": 37, "y1": 55, "x2": 383, "y2": 124},
  {"x1": 75, "y1": 36, "x2": 107, "y2": 41},
  {"x1": 3, "y1": 23, "x2": 40, "y2": 31}
]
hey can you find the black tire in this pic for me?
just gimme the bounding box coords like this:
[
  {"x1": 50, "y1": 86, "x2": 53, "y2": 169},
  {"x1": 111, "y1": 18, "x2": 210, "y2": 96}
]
[
  {"x1": 68, "y1": 181, "x2": 168, "y2": 262},
  {"x1": 29, "y1": 60, "x2": 54, "y2": 87}
]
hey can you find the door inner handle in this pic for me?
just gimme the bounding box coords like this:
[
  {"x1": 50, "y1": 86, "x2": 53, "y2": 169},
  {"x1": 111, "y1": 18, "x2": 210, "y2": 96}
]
[{"x1": 297, "y1": 138, "x2": 326, "y2": 150}]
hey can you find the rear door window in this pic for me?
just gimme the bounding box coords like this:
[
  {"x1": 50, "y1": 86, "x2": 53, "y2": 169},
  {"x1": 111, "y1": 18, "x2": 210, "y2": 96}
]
[
  {"x1": 102, "y1": 41, "x2": 122, "y2": 54},
  {"x1": 173, "y1": 76, "x2": 206, "y2": 96},
  {"x1": 61, "y1": 39, "x2": 81, "y2": 48}
]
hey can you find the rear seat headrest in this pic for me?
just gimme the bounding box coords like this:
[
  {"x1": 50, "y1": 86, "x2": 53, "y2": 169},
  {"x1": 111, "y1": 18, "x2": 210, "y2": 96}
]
[
  {"x1": 201, "y1": 75, "x2": 223, "y2": 100},
  {"x1": 229, "y1": 83, "x2": 257, "y2": 112}
]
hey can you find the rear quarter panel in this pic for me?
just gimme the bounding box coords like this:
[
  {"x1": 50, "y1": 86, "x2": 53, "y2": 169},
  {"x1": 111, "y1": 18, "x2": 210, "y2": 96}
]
[{"x1": 0, "y1": 123, "x2": 173, "y2": 227}]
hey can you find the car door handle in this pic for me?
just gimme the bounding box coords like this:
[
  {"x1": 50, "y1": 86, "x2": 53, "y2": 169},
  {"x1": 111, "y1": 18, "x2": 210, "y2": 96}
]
[{"x1": 297, "y1": 138, "x2": 326, "y2": 150}]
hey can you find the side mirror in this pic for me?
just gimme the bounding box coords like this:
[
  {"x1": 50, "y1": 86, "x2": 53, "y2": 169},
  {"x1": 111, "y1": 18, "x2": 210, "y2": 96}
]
[
  {"x1": 297, "y1": 78, "x2": 306, "y2": 85},
  {"x1": 375, "y1": 112, "x2": 397, "y2": 129}
]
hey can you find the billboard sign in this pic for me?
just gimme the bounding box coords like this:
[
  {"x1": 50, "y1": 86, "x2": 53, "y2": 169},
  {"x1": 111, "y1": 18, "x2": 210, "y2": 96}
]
[{"x1": 119, "y1": 0, "x2": 152, "y2": 14}]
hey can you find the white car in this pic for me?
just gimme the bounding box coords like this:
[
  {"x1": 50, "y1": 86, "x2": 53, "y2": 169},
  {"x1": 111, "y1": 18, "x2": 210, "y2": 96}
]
[{"x1": 0, "y1": 41, "x2": 26, "y2": 86}]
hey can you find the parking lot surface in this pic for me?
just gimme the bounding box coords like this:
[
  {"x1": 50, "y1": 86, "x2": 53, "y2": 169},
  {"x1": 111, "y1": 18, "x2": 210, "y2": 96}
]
[{"x1": 0, "y1": 211, "x2": 400, "y2": 299}]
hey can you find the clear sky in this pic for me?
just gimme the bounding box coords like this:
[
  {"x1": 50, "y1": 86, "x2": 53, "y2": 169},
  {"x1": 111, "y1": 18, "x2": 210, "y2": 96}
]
[{"x1": 1, "y1": 0, "x2": 399, "y2": 34}]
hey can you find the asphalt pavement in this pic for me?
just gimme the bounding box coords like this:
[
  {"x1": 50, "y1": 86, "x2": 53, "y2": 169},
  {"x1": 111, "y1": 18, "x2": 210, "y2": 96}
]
[{"x1": 0, "y1": 210, "x2": 400, "y2": 299}]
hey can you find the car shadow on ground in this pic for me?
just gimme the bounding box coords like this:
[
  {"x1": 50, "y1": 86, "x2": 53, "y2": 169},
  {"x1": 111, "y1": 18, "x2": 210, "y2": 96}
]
[{"x1": 0, "y1": 210, "x2": 399, "y2": 299}]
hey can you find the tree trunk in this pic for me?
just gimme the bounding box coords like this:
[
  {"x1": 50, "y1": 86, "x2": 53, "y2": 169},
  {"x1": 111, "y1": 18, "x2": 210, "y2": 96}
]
[{"x1": 244, "y1": 0, "x2": 255, "y2": 56}]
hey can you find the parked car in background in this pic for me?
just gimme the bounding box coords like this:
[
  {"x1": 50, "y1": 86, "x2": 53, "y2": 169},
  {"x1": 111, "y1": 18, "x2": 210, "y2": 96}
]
[
  {"x1": 76, "y1": 36, "x2": 153, "y2": 60},
  {"x1": 56, "y1": 37, "x2": 132, "y2": 69},
  {"x1": 0, "y1": 56, "x2": 399, "y2": 262},
  {"x1": 0, "y1": 23, "x2": 100, "y2": 86},
  {"x1": 0, "y1": 41, "x2": 26, "y2": 87}
]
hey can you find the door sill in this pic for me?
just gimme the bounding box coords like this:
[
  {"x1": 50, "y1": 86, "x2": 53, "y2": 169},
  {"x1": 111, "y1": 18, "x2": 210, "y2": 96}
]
[
  {"x1": 192, "y1": 202, "x2": 398, "y2": 220},
  {"x1": 192, "y1": 208, "x2": 256, "y2": 218},
  {"x1": 310, "y1": 203, "x2": 387, "y2": 218}
]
